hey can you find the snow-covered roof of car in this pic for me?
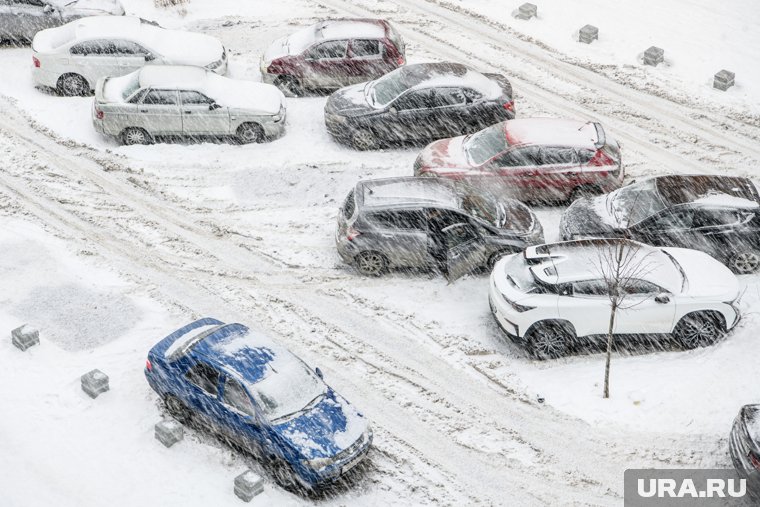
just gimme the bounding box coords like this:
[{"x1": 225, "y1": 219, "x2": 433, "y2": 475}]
[
  {"x1": 391, "y1": 63, "x2": 502, "y2": 97},
  {"x1": 504, "y1": 118, "x2": 600, "y2": 149},
  {"x1": 525, "y1": 239, "x2": 682, "y2": 292},
  {"x1": 106, "y1": 66, "x2": 283, "y2": 114},
  {"x1": 284, "y1": 18, "x2": 385, "y2": 54},
  {"x1": 358, "y1": 177, "x2": 460, "y2": 209}
]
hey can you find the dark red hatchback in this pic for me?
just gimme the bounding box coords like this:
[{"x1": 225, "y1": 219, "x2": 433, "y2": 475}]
[{"x1": 260, "y1": 18, "x2": 405, "y2": 95}]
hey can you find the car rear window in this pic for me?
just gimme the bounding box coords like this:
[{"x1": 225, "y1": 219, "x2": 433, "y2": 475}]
[
  {"x1": 352, "y1": 39, "x2": 381, "y2": 57},
  {"x1": 342, "y1": 189, "x2": 356, "y2": 218}
]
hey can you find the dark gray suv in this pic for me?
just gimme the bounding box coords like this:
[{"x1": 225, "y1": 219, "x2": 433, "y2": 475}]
[{"x1": 335, "y1": 177, "x2": 544, "y2": 280}]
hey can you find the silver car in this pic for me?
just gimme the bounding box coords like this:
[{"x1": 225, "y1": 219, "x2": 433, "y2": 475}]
[
  {"x1": 336, "y1": 177, "x2": 545, "y2": 280},
  {"x1": 0, "y1": 0, "x2": 123, "y2": 43},
  {"x1": 93, "y1": 65, "x2": 286, "y2": 145}
]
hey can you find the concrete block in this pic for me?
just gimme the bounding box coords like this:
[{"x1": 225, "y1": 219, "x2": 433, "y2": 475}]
[
  {"x1": 643, "y1": 46, "x2": 664, "y2": 66},
  {"x1": 155, "y1": 419, "x2": 184, "y2": 448},
  {"x1": 11, "y1": 324, "x2": 39, "y2": 351},
  {"x1": 714, "y1": 70, "x2": 735, "y2": 91},
  {"x1": 81, "y1": 369, "x2": 109, "y2": 398},
  {"x1": 234, "y1": 470, "x2": 264, "y2": 502},
  {"x1": 579, "y1": 24, "x2": 598, "y2": 44},
  {"x1": 515, "y1": 2, "x2": 537, "y2": 20}
]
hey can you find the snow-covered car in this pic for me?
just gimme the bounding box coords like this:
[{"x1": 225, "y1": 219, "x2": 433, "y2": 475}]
[
  {"x1": 336, "y1": 176, "x2": 544, "y2": 279},
  {"x1": 414, "y1": 118, "x2": 623, "y2": 204},
  {"x1": 261, "y1": 18, "x2": 405, "y2": 96},
  {"x1": 31, "y1": 15, "x2": 227, "y2": 96},
  {"x1": 325, "y1": 62, "x2": 515, "y2": 150},
  {"x1": 729, "y1": 404, "x2": 760, "y2": 500},
  {"x1": 92, "y1": 65, "x2": 286, "y2": 145},
  {"x1": 144, "y1": 318, "x2": 373, "y2": 490},
  {"x1": 0, "y1": 0, "x2": 123, "y2": 43},
  {"x1": 488, "y1": 239, "x2": 740, "y2": 359},
  {"x1": 560, "y1": 175, "x2": 760, "y2": 274}
]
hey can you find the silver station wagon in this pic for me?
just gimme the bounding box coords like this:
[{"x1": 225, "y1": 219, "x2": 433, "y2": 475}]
[{"x1": 93, "y1": 65, "x2": 286, "y2": 145}]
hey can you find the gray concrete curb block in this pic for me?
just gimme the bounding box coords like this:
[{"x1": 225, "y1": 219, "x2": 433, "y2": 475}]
[
  {"x1": 81, "y1": 369, "x2": 109, "y2": 398},
  {"x1": 234, "y1": 470, "x2": 264, "y2": 502},
  {"x1": 714, "y1": 70, "x2": 735, "y2": 91},
  {"x1": 155, "y1": 419, "x2": 184, "y2": 447},
  {"x1": 11, "y1": 324, "x2": 39, "y2": 351},
  {"x1": 516, "y1": 2, "x2": 537, "y2": 20},
  {"x1": 579, "y1": 24, "x2": 598, "y2": 44},
  {"x1": 643, "y1": 46, "x2": 664, "y2": 66}
]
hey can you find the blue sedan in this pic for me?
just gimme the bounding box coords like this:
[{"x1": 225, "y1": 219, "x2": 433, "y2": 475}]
[{"x1": 144, "y1": 318, "x2": 373, "y2": 489}]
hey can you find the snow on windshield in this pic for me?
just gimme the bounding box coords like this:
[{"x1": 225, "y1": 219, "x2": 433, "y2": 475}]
[
  {"x1": 465, "y1": 123, "x2": 508, "y2": 165},
  {"x1": 610, "y1": 180, "x2": 665, "y2": 226}
]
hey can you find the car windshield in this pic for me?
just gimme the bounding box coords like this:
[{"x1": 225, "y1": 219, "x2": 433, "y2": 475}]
[
  {"x1": 609, "y1": 180, "x2": 666, "y2": 226},
  {"x1": 369, "y1": 69, "x2": 407, "y2": 107},
  {"x1": 460, "y1": 194, "x2": 498, "y2": 224},
  {"x1": 121, "y1": 75, "x2": 141, "y2": 101},
  {"x1": 248, "y1": 355, "x2": 327, "y2": 424},
  {"x1": 464, "y1": 123, "x2": 508, "y2": 165}
]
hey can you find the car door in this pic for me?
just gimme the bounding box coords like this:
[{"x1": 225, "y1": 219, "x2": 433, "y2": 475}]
[
  {"x1": 614, "y1": 279, "x2": 676, "y2": 335},
  {"x1": 179, "y1": 90, "x2": 229, "y2": 136},
  {"x1": 112, "y1": 40, "x2": 152, "y2": 76},
  {"x1": 182, "y1": 361, "x2": 223, "y2": 430},
  {"x1": 628, "y1": 208, "x2": 695, "y2": 248},
  {"x1": 137, "y1": 89, "x2": 182, "y2": 136},
  {"x1": 557, "y1": 280, "x2": 612, "y2": 337},
  {"x1": 302, "y1": 40, "x2": 350, "y2": 88},
  {"x1": 69, "y1": 39, "x2": 120, "y2": 86},
  {"x1": 388, "y1": 89, "x2": 436, "y2": 141},
  {"x1": 430, "y1": 87, "x2": 470, "y2": 138},
  {"x1": 366, "y1": 209, "x2": 428, "y2": 268},
  {"x1": 443, "y1": 222, "x2": 487, "y2": 282},
  {"x1": 484, "y1": 146, "x2": 544, "y2": 198},
  {"x1": 216, "y1": 375, "x2": 268, "y2": 455},
  {"x1": 539, "y1": 146, "x2": 582, "y2": 197},
  {"x1": 3, "y1": 0, "x2": 59, "y2": 40},
  {"x1": 347, "y1": 38, "x2": 387, "y2": 83}
]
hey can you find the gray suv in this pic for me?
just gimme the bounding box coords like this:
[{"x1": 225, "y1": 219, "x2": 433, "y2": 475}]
[{"x1": 335, "y1": 177, "x2": 545, "y2": 280}]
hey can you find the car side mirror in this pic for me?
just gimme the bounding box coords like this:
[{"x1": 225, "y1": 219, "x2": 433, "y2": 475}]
[
  {"x1": 654, "y1": 294, "x2": 670, "y2": 304},
  {"x1": 43, "y1": 4, "x2": 55, "y2": 13},
  {"x1": 315, "y1": 367, "x2": 324, "y2": 380},
  {"x1": 209, "y1": 102, "x2": 222, "y2": 110},
  {"x1": 388, "y1": 107, "x2": 398, "y2": 115},
  {"x1": 144, "y1": 53, "x2": 156, "y2": 62}
]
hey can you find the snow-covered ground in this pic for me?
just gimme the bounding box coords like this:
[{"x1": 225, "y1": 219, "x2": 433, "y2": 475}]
[{"x1": 1, "y1": 0, "x2": 759, "y2": 505}]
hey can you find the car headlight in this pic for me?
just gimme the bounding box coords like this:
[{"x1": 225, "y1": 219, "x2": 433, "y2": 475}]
[
  {"x1": 304, "y1": 456, "x2": 335, "y2": 471},
  {"x1": 206, "y1": 58, "x2": 224, "y2": 70},
  {"x1": 500, "y1": 292, "x2": 534, "y2": 312}
]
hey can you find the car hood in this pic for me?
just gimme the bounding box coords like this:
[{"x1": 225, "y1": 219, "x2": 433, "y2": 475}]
[
  {"x1": 561, "y1": 196, "x2": 621, "y2": 238},
  {"x1": 273, "y1": 390, "x2": 369, "y2": 460},
  {"x1": 663, "y1": 247, "x2": 740, "y2": 300},
  {"x1": 325, "y1": 83, "x2": 373, "y2": 117},
  {"x1": 418, "y1": 135, "x2": 474, "y2": 172}
]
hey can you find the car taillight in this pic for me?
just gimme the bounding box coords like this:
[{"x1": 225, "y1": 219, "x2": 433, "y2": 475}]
[
  {"x1": 750, "y1": 451, "x2": 760, "y2": 470},
  {"x1": 397, "y1": 55, "x2": 405, "y2": 65},
  {"x1": 32, "y1": 56, "x2": 40, "y2": 68},
  {"x1": 95, "y1": 108, "x2": 104, "y2": 120},
  {"x1": 145, "y1": 359, "x2": 152, "y2": 372},
  {"x1": 503, "y1": 101, "x2": 514, "y2": 112},
  {"x1": 589, "y1": 149, "x2": 613, "y2": 167},
  {"x1": 347, "y1": 226, "x2": 361, "y2": 241}
]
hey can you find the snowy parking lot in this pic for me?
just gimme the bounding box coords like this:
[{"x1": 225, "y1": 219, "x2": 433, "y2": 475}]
[{"x1": 1, "y1": 0, "x2": 759, "y2": 505}]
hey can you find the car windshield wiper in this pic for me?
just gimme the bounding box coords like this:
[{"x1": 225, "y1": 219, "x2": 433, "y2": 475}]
[
  {"x1": 364, "y1": 82, "x2": 376, "y2": 107},
  {"x1": 271, "y1": 392, "x2": 325, "y2": 424}
]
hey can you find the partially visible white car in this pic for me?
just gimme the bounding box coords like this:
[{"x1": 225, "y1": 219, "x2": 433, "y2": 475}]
[
  {"x1": 489, "y1": 238, "x2": 741, "y2": 359},
  {"x1": 31, "y1": 15, "x2": 227, "y2": 95}
]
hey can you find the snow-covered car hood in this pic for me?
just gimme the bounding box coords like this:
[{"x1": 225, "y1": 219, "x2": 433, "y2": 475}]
[
  {"x1": 418, "y1": 135, "x2": 473, "y2": 172},
  {"x1": 560, "y1": 195, "x2": 622, "y2": 238},
  {"x1": 325, "y1": 83, "x2": 373, "y2": 117},
  {"x1": 54, "y1": 0, "x2": 124, "y2": 16},
  {"x1": 273, "y1": 390, "x2": 369, "y2": 460},
  {"x1": 663, "y1": 247, "x2": 740, "y2": 300}
]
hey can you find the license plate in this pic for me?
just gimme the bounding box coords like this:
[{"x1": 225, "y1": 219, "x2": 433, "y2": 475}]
[{"x1": 341, "y1": 451, "x2": 365, "y2": 474}]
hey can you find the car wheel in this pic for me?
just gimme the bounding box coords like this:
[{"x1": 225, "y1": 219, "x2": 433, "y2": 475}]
[
  {"x1": 237, "y1": 122, "x2": 265, "y2": 144},
  {"x1": 165, "y1": 395, "x2": 192, "y2": 424},
  {"x1": 355, "y1": 251, "x2": 387, "y2": 276},
  {"x1": 673, "y1": 312, "x2": 724, "y2": 349},
  {"x1": 351, "y1": 129, "x2": 377, "y2": 151},
  {"x1": 525, "y1": 321, "x2": 572, "y2": 359},
  {"x1": 275, "y1": 76, "x2": 303, "y2": 97},
  {"x1": 727, "y1": 249, "x2": 760, "y2": 274},
  {"x1": 121, "y1": 127, "x2": 151, "y2": 146},
  {"x1": 57, "y1": 73, "x2": 89, "y2": 96}
]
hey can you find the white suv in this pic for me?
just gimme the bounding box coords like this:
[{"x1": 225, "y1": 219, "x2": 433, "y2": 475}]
[
  {"x1": 489, "y1": 239, "x2": 741, "y2": 359},
  {"x1": 31, "y1": 16, "x2": 227, "y2": 96}
]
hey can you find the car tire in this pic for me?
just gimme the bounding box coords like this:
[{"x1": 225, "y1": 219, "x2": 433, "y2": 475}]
[
  {"x1": 525, "y1": 321, "x2": 573, "y2": 359},
  {"x1": 354, "y1": 251, "x2": 387, "y2": 276},
  {"x1": 727, "y1": 249, "x2": 760, "y2": 274},
  {"x1": 673, "y1": 312, "x2": 724, "y2": 349},
  {"x1": 275, "y1": 76, "x2": 303, "y2": 97},
  {"x1": 165, "y1": 395, "x2": 192, "y2": 424},
  {"x1": 57, "y1": 73, "x2": 89, "y2": 97},
  {"x1": 237, "y1": 122, "x2": 265, "y2": 144},
  {"x1": 121, "y1": 127, "x2": 151, "y2": 146},
  {"x1": 351, "y1": 129, "x2": 378, "y2": 151}
]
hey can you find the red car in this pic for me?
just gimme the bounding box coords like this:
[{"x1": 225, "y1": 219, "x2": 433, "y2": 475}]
[
  {"x1": 413, "y1": 118, "x2": 623, "y2": 203},
  {"x1": 260, "y1": 18, "x2": 405, "y2": 96}
]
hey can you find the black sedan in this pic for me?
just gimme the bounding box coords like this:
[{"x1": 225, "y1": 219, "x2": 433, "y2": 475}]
[
  {"x1": 560, "y1": 174, "x2": 760, "y2": 274},
  {"x1": 729, "y1": 404, "x2": 760, "y2": 500},
  {"x1": 324, "y1": 62, "x2": 514, "y2": 150}
]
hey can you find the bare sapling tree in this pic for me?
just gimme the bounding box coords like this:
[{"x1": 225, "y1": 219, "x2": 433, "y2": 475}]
[{"x1": 593, "y1": 238, "x2": 656, "y2": 399}]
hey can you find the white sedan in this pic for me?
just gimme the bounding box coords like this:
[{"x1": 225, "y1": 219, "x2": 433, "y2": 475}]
[
  {"x1": 489, "y1": 239, "x2": 741, "y2": 359},
  {"x1": 31, "y1": 15, "x2": 227, "y2": 96}
]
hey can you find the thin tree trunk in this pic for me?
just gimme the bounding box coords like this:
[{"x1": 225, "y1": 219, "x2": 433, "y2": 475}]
[{"x1": 603, "y1": 302, "x2": 617, "y2": 399}]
